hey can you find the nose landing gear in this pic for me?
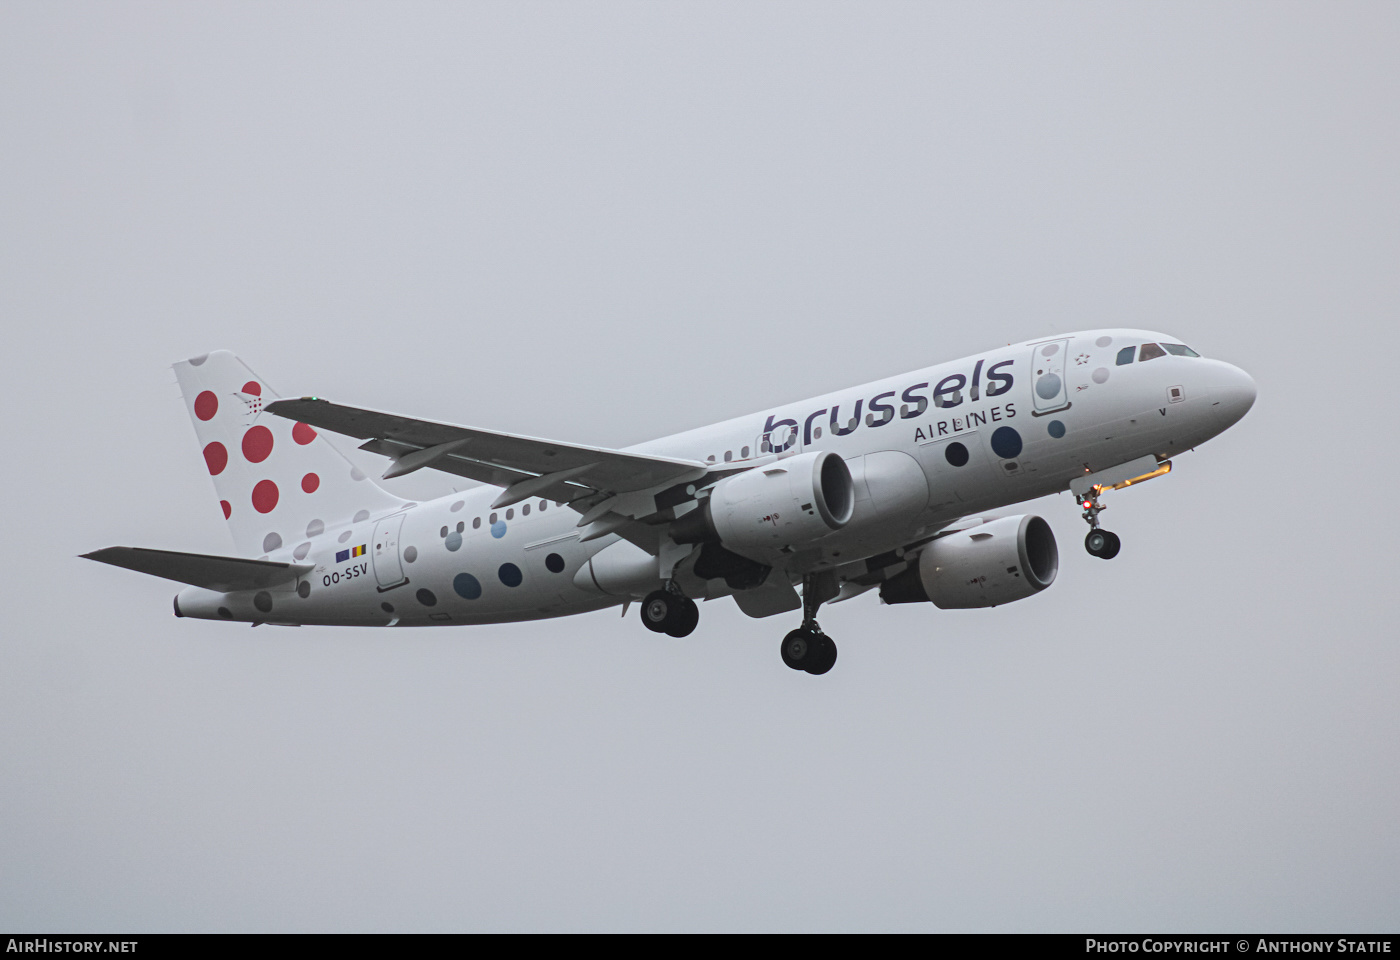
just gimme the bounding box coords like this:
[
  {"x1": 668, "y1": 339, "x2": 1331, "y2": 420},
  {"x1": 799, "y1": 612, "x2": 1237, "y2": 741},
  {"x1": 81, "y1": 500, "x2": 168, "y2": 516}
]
[
  {"x1": 640, "y1": 586, "x2": 699, "y2": 637},
  {"x1": 1079, "y1": 485, "x2": 1122, "y2": 559}
]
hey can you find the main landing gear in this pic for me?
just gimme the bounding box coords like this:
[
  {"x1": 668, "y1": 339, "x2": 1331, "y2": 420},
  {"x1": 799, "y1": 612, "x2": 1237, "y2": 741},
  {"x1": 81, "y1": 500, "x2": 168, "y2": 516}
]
[
  {"x1": 780, "y1": 572, "x2": 839, "y2": 675},
  {"x1": 640, "y1": 586, "x2": 699, "y2": 638},
  {"x1": 1079, "y1": 485, "x2": 1122, "y2": 560}
]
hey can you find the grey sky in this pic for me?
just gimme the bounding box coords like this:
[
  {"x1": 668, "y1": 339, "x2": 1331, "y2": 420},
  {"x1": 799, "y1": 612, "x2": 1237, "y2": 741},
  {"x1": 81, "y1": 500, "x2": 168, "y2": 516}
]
[{"x1": 2, "y1": 2, "x2": 1397, "y2": 931}]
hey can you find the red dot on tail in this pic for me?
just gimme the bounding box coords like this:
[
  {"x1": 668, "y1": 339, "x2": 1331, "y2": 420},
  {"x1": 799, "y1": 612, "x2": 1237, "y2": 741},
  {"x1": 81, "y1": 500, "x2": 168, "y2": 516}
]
[
  {"x1": 242, "y1": 381, "x2": 262, "y2": 396},
  {"x1": 203, "y1": 441, "x2": 228, "y2": 476},
  {"x1": 221, "y1": 500, "x2": 232, "y2": 519},
  {"x1": 242, "y1": 425, "x2": 274, "y2": 463},
  {"x1": 194, "y1": 391, "x2": 218, "y2": 421},
  {"x1": 292, "y1": 422, "x2": 317, "y2": 445},
  {"x1": 301, "y1": 472, "x2": 320, "y2": 493},
  {"x1": 252, "y1": 480, "x2": 279, "y2": 514}
]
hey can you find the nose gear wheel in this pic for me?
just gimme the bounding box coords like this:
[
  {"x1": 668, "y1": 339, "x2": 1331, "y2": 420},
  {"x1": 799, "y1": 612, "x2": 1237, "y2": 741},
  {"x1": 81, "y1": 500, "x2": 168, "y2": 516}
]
[
  {"x1": 1084, "y1": 528, "x2": 1121, "y2": 559},
  {"x1": 1078, "y1": 484, "x2": 1122, "y2": 560}
]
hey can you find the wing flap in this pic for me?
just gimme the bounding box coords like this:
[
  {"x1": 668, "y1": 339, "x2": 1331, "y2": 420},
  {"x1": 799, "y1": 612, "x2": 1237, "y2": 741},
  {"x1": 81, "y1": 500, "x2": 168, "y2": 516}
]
[{"x1": 83, "y1": 547, "x2": 313, "y2": 592}]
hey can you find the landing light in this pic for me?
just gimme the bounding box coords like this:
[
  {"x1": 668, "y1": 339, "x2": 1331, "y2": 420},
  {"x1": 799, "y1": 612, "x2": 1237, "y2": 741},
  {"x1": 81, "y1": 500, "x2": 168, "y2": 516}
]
[{"x1": 1109, "y1": 461, "x2": 1172, "y2": 490}]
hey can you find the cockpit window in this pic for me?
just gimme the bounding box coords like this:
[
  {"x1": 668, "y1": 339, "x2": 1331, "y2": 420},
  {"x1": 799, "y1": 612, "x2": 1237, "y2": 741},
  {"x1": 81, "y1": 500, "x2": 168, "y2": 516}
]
[
  {"x1": 1162, "y1": 343, "x2": 1200, "y2": 357},
  {"x1": 1138, "y1": 343, "x2": 1167, "y2": 362},
  {"x1": 1116, "y1": 346, "x2": 1136, "y2": 365}
]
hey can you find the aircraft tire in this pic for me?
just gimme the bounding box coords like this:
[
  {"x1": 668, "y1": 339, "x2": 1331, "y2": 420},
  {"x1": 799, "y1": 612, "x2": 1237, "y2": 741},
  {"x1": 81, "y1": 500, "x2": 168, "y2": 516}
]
[
  {"x1": 1099, "y1": 531, "x2": 1121, "y2": 560},
  {"x1": 780, "y1": 629, "x2": 814, "y2": 670},
  {"x1": 1085, "y1": 530, "x2": 1110, "y2": 558},
  {"x1": 641, "y1": 590, "x2": 676, "y2": 633},
  {"x1": 664, "y1": 598, "x2": 700, "y2": 638},
  {"x1": 805, "y1": 634, "x2": 837, "y2": 675}
]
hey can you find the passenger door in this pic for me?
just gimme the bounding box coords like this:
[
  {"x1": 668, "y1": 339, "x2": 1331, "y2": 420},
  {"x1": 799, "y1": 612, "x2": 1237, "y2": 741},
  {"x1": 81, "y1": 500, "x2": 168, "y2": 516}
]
[
  {"x1": 372, "y1": 513, "x2": 408, "y2": 591},
  {"x1": 1030, "y1": 339, "x2": 1071, "y2": 416}
]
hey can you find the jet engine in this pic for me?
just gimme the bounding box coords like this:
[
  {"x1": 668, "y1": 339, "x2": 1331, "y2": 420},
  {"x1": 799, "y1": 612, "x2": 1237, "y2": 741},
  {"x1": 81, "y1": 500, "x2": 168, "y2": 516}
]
[
  {"x1": 879, "y1": 515, "x2": 1058, "y2": 609},
  {"x1": 671, "y1": 450, "x2": 855, "y2": 560}
]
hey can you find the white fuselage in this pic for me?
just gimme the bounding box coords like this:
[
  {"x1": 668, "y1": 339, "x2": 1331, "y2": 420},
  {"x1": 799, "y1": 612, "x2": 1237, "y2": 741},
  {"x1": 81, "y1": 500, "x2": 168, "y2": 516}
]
[{"x1": 174, "y1": 329, "x2": 1256, "y2": 626}]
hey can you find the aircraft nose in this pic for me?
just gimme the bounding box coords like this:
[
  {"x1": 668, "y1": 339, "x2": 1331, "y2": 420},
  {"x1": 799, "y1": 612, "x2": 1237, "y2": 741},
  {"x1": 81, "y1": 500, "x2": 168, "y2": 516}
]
[{"x1": 1211, "y1": 363, "x2": 1257, "y2": 429}]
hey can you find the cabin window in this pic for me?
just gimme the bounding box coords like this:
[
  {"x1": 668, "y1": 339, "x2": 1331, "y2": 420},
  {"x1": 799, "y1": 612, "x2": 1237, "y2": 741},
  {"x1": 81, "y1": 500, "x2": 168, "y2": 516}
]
[
  {"x1": 473, "y1": 517, "x2": 481, "y2": 529},
  {"x1": 489, "y1": 513, "x2": 498, "y2": 524},
  {"x1": 1162, "y1": 343, "x2": 1200, "y2": 357},
  {"x1": 741, "y1": 445, "x2": 750, "y2": 458},
  {"x1": 539, "y1": 500, "x2": 547, "y2": 511},
  {"x1": 506, "y1": 508, "x2": 514, "y2": 520},
  {"x1": 456, "y1": 521, "x2": 464, "y2": 533},
  {"x1": 724, "y1": 451, "x2": 733, "y2": 462},
  {"x1": 1116, "y1": 346, "x2": 1136, "y2": 365},
  {"x1": 522, "y1": 503, "x2": 530, "y2": 516},
  {"x1": 1139, "y1": 343, "x2": 1167, "y2": 362}
]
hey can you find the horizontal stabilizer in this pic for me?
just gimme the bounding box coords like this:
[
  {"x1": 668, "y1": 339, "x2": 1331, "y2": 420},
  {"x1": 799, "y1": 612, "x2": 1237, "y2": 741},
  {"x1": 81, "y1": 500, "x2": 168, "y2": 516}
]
[{"x1": 82, "y1": 547, "x2": 313, "y2": 592}]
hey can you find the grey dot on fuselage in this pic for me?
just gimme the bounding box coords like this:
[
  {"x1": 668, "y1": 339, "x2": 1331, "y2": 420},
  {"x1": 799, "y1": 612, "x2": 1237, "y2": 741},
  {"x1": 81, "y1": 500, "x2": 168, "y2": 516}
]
[
  {"x1": 188, "y1": 354, "x2": 208, "y2": 366},
  {"x1": 1035, "y1": 374, "x2": 1062, "y2": 399},
  {"x1": 338, "y1": 530, "x2": 352, "y2": 543},
  {"x1": 1096, "y1": 336, "x2": 1112, "y2": 348},
  {"x1": 445, "y1": 532, "x2": 462, "y2": 552},
  {"x1": 1041, "y1": 343, "x2": 1060, "y2": 356},
  {"x1": 350, "y1": 467, "x2": 366, "y2": 481},
  {"x1": 450, "y1": 501, "x2": 464, "y2": 512},
  {"x1": 1092, "y1": 367, "x2": 1110, "y2": 384},
  {"x1": 263, "y1": 532, "x2": 282, "y2": 553},
  {"x1": 293, "y1": 542, "x2": 311, "y2": 560},
  {"x1": 306, "y1": 518, "x2": 324, "y2": 537},
  {"x1": 353, "y1": 509, "x2": 369, "y2": 523},
  {"x1": 404, "y1": 545, "x2": 418, "y2": 563}
]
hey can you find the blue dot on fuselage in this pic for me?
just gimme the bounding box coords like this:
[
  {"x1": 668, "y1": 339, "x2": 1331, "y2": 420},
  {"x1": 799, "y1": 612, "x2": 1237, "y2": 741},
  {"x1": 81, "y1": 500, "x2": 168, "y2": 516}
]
[
  {"x1": 453, "y1": 572, "x2": 482, "y2": 600},
  {"x1": 498, "y1": 563, "x2": 522, "y2": 587},
  {"x1": 1035, "y1": 373, "x2": 1062, "y2": 400},
  {"x1": 1047, "y1": 420, "x2": 1066, "y2": 439},
  {"x1": 491, "y1": 521, "x2": 507, "y2": 539},
  {"x1": 990, "y1": 425, "x2": 1023, "y2": 459}
]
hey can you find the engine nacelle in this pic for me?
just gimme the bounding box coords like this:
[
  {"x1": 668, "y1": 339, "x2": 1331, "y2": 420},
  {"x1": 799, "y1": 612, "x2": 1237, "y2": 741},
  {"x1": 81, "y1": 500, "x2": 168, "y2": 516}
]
[
  {"x1": 880, "y1": 514, "x2": 1058, "y2": 609},
  {"x1": 672, "y1": 450, "x2": 855, "y2": 560}
]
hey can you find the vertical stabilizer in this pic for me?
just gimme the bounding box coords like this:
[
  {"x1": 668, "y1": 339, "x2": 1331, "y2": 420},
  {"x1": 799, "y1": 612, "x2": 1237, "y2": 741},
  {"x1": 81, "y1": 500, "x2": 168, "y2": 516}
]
[{"x1": 173, "y1": 351, "x2": 407, "y2": 558}]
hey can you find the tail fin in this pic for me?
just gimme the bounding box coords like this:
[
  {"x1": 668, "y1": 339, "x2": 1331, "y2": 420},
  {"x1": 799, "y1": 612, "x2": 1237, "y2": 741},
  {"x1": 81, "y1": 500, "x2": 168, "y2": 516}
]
[{"x1": 173, "y1": 351, "x2": 407, "y2": 558}]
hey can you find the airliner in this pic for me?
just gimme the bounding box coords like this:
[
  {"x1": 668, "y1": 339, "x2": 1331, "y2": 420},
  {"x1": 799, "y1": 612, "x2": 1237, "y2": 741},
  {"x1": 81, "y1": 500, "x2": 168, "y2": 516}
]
[{"x1": 84, "y1": 331, "x2": 1255, "y2": 675}]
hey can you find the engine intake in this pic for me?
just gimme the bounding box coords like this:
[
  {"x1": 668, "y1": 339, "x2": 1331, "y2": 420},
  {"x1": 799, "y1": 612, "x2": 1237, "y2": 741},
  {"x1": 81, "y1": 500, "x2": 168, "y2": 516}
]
[
  {"x1": 880, "y1": 514, "x2": 1058, "y2": 608},
  {"x1": 672, "y1": 450, "x2": 855, "y2": 561}
]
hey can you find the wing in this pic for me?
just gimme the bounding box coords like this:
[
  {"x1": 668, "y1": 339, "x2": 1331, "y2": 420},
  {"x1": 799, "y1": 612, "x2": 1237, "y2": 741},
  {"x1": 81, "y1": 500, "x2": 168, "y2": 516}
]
[
  {"x1": 83, "y1": 547, "x2": 314, "y2": 592},
  {"x1": 265, "y1": 397, "x2": 709, "y2": 510}
]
